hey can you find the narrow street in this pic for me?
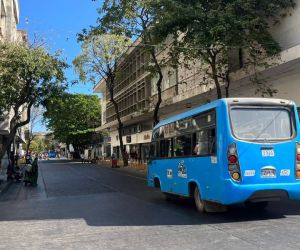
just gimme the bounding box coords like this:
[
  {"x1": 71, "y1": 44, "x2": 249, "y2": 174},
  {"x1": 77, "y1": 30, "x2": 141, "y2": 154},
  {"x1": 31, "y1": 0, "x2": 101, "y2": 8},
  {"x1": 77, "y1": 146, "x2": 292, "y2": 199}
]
[{"x1": 1, "y1": 160, "x2": 300, "y2": 249}]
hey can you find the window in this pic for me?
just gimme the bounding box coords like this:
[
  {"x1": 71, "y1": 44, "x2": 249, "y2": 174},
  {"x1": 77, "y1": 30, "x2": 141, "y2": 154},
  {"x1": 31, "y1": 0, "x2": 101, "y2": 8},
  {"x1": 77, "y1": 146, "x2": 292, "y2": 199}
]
[
  {"x1": 151, "y1": 109, "x2": 217, "y2": 158},
  {"x1": 152, "y1": 129, "x2": 159, "y2": 140},
  {"x1": 230, "y1": 108, "x2": 293, "y2": 141},
  {"x1": 192, "y1": 127, "x2": 216, "y2": 156},
  {"x1": 173, "y1": 134, "x2": 192, "y2": 157},
  {"x1": 193, "y1": 111, "x2": 216, "y2": 130},
  {"x1": 192, "y1": 129, "x2": 209, "y2": 156},
  {"x1": 159, "y1": 139, "x2": 173, "y2": 158},
  {"x1": 150, "y1": 141, "x2": 159, "y2": 158},
  {"x1": 209, "y1": 127, "x2": 216, "y2": 154}
]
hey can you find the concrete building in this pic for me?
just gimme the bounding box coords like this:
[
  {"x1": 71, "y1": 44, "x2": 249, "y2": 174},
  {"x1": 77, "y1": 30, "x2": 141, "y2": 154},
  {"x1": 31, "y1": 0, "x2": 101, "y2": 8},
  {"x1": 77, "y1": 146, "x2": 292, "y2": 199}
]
[
  {"x1": 0, "y1": 0, "x2": 27, "y2": 181},
  {"x1": 94, "y1": 39, "x2": 153, "y2": 162},
  {"x1": 95, "y1": 2, "x2": 300, "y2": 164},
  {"x1": 0, "y1": 0, "x2": 26, "y2": 42}
]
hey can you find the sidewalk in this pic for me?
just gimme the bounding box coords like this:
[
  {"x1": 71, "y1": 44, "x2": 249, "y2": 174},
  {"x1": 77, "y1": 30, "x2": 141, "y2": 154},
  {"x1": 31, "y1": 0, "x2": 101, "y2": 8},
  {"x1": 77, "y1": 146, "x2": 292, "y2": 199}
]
[
  {"x1": 0, "y1": 164, "x2": 26, "y2": 196},
  {"x1": 0, "y1": 164, "x2": 11, "y2": 194},
  {"x1": 0, "y1": 179, "x2": 12, "y2": 194}
]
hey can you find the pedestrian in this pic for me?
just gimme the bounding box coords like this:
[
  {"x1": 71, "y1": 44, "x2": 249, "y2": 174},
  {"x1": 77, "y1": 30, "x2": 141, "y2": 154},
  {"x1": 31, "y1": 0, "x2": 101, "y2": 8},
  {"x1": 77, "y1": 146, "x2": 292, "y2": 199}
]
[
  {"x1": 24, "y1": 156, "x2": 38, "y2": 186},
  {"x1": 111, "y1": 153, "x2": 117, "y2": 168},
  {"x1": 31, "y1": 157, "x2": 38, "y2": 186}
]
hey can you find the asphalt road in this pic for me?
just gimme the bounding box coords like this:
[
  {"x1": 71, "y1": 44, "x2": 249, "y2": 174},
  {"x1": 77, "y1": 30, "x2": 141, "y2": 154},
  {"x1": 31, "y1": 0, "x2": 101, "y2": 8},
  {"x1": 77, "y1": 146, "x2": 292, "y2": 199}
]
[{"x1": 1, "y1": 160, "x2": 300, "y2": 249}]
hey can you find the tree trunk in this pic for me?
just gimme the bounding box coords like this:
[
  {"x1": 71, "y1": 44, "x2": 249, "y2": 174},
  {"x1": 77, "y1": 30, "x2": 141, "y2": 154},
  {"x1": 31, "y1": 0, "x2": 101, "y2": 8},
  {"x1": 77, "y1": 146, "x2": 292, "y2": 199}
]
[
  {"x1": 211, "y1": 60, "x2": 222, "y2": 99},
  {"x1": 225, "y1": 71, "x2": 230, "y2": 98},
  {"x1": 73, "y1": 145, "x2": 81, "y2": 159},
  {"x1": 150, "y1": 48, "x2": 163, "y2": 126},
  {"x1": 0, "y1": 102, "x2": 33, "y2": 160},
  {"x1": 26, "y1": 136, "x2": 34, "y2": 155},
  {"x1": 153, "y1": 72, "x2": 163, "y2": 126},
  {"x1": 111, "y1": 98, "x2": 128, "y2": 167}
]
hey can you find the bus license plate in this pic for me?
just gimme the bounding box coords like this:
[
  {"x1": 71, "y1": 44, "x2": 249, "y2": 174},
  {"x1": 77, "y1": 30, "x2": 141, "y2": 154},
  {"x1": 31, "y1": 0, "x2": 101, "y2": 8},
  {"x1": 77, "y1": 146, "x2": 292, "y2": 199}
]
[
  {"x1": 262, "y1": 149, "x2": 275, "y2": 157},
  {"x1": 261, "y1": 169, "x2": 276, "y2": 178}
]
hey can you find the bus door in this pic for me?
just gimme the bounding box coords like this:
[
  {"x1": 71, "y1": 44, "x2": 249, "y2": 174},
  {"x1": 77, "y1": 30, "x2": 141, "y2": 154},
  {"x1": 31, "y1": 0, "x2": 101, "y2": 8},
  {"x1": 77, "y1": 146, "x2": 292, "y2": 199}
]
[
  {"x1": 151, "y1": 139, "x2": 174, "y2": 193},
  {"x1": 230, "y1": 107, "x2": 297, "y2": 184}
]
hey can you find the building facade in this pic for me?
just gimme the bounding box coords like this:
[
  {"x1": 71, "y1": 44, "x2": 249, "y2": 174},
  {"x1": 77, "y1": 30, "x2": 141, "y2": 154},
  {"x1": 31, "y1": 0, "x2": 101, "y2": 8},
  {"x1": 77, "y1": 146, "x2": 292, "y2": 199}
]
[
  {"x1": 95, "y1": 1, "x2": 300, "y2": 164},
  {"x1": 0, "y1": 0, "x2": 27, "y2": 181},
  {"x1": 94, "y1": 39, "x2": 153, "y2": 162}
]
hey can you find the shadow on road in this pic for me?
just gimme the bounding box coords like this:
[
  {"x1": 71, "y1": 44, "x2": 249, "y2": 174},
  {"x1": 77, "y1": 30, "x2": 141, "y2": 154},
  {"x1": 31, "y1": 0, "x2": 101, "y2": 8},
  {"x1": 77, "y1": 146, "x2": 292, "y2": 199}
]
[{"x1": 1, "y1": 159, "x2": 300, "y2": 227}]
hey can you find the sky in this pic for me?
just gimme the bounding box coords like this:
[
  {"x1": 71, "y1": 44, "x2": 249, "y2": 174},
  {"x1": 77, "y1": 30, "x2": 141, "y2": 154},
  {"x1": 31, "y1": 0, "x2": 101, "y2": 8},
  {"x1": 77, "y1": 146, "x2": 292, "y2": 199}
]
[{"x1": 18, "y1": 0, "x2": 102, "y2": 132}]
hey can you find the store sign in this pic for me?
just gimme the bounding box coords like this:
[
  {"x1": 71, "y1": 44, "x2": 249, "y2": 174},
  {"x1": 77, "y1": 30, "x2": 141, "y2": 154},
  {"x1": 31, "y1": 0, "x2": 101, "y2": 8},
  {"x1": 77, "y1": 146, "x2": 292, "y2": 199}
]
[{"x1": 144, "y1": 134, "x2": 151, "y2": 140}]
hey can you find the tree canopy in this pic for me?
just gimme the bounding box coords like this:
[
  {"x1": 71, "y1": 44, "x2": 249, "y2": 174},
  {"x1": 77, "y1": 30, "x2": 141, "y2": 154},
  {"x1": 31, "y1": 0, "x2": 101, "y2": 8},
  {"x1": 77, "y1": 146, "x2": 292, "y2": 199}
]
[
  {"x1": 0, "y1": 41, "x2": 68, "y2": 158},
  {"x1": 43, "y1": 93, "x2": 102, "y2": 156},
  {"x1": 74, "y1": 33, "x2": 130, "y2": 165},
  {"x1": 86, "y1": 0, "x2": 165, "y2": 125},
  {"x1": 74, "y1": 33, "x2": 130, "y2": 86},
  {"x1": 153, "y1": 0, "x2": 295, "y2": 98}
]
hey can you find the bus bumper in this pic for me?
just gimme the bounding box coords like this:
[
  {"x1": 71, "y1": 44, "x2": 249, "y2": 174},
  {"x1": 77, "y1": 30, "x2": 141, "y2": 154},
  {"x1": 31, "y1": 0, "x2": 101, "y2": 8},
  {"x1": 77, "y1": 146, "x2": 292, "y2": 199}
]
[{"x1": 222, "y1": 180, "x2": 300, "y2": 205}]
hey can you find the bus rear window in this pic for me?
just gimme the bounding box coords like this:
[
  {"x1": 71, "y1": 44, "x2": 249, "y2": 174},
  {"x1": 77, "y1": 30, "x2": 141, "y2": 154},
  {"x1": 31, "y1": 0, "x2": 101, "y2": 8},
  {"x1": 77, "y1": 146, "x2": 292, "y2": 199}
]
[{"x1": 230, "y1": 108, "x2": 294, "y2": 141}]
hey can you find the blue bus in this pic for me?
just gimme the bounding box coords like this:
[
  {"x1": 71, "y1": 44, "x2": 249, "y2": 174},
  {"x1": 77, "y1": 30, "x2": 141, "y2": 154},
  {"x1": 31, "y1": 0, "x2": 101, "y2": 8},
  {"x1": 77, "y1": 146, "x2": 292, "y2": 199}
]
[
  {"x1": 147, "y1": 98, "x2": 300, "y2": 212},
  {"x1": 48, "y1": 150, "x2": 56, "y2": 158}
]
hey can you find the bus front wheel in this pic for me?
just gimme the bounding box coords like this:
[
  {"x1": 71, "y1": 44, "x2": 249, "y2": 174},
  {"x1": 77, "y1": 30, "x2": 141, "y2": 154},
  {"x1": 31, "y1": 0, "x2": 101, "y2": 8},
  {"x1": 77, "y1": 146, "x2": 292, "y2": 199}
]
[{"x1": 194, "y1": 186, "x2": 207, "y2": 213}]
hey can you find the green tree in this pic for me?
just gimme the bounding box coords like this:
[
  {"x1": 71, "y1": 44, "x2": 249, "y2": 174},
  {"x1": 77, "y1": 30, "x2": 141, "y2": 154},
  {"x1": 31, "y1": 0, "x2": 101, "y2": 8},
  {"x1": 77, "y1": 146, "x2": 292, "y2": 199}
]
[
  {"x1": 0, "y1": 41, "x2": 67, "y2": 159},
  {"x1": 87, "y1": 0, "x2": 164, "y2": 125},
  {"x1": 29, "y1": 137, "x2": 46, "y2": 154},
  {"x1": 153, "y1": 0, "x2": 295, "y2": 98},
  {"x1": 25, "y1": 106, "x2": 43, "y2": 155},
  {"x1": 43, "y1": 93, "x2": 102, "y2": 158},
  {"x1": 73, "y1": 34, "x2": 130, "y2": 165}
]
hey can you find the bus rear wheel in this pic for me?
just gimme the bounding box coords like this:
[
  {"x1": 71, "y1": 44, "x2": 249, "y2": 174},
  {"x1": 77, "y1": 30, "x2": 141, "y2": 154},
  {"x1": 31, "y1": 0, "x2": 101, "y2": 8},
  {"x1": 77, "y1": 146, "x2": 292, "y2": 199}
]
[
  {"x1": 194, "y1": 186, "x2": 207, "y2": 213},
  {"x1": 194, "y1": 186, "x2": 227, "y2": 213}
]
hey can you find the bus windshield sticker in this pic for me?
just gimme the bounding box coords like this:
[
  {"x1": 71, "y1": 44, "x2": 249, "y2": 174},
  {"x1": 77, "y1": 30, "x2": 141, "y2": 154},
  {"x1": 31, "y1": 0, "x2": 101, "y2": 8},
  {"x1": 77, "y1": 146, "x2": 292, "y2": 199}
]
[
  {"x1": 178, "y1": 161, "x2": 187, "y2": 178},
  {"x1": 211, "y1": 156, "x2": 217, "y2": 164},
  {"x1": 280, "y1": 169, "x2": 290, "y2": 176},
  {"x1": 244, "y1": 170, "x2": 256, "y2": 177},
  {"x1": 167, "y1": 169, "x2": 173, "y2": 179}
]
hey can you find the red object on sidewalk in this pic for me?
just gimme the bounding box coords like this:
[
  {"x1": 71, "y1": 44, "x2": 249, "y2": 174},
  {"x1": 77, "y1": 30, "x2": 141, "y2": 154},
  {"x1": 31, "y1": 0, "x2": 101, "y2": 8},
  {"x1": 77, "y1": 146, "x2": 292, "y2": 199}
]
[{"x1": 111, "y1": 159, "x2": 118, "y2": 168}]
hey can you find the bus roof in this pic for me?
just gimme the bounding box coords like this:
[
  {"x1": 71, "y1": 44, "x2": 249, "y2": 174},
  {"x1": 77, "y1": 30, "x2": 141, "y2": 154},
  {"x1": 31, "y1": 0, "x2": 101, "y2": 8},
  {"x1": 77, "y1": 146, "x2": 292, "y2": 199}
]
[{"x1": 153, "y1": 98, "x2": 294, "y2": 130}]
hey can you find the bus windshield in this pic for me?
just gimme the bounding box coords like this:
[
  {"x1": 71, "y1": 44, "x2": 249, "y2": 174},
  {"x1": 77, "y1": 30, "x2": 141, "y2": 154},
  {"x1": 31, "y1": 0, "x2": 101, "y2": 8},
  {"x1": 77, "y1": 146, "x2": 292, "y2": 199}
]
[{"x1": 230, "y1": 108, "x2": 294, "y2": 141}]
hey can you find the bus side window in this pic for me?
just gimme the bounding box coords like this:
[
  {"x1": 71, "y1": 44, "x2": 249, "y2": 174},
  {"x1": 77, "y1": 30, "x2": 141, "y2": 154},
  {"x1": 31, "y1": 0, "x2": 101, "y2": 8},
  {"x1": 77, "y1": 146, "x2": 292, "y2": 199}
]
[
  {"x1": 194, "y1": 129, "x2": 208, "y2": 155},
  {"x1": 192, "y1": 129, "x2": 209, "y2": 156},
  {"x1": 209, "y1": 127, "x2": 216, "y2": 155},
  {"x1": 160, "y1": 139, "x2": 173, "y2": 158},
  {"x1": 150, "y1": 141, "x2": 159, "y2": 158},
  {"x1": 173, "y1": 135, "x2": 192, "y2": 157}
]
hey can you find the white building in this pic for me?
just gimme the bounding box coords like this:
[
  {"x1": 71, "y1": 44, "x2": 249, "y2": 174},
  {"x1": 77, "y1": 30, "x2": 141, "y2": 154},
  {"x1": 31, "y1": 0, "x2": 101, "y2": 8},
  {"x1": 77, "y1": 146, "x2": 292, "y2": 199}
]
[
  {"x1": 0, "y1": 0, "x2": 27, "y2": 180},
  {"x1": 94, "y1": 1, "x2": 300, "y2": 164}
]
